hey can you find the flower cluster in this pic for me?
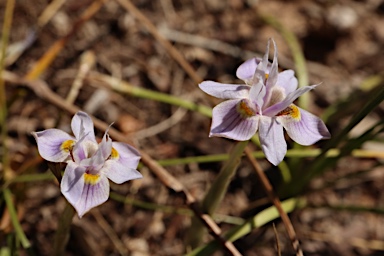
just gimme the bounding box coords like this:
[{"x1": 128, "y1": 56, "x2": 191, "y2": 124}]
[
  {"x1": 199, "y1": 39, "x2": 330, "y2": 165},
  {"x1": 33, "y1": 111, "x2": 142, "y2": 217}
]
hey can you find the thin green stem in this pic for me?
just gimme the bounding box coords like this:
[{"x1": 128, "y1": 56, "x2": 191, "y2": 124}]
[
  {"x1": 0, "y1": 0, "x2": 16, "y2": 181},
  {"x1": 3, "y1": 188, "x2": 31, "y2": 248},
  {"x1": 53, "y1": 201, "x2": 76, "y2": 256},
  {"x1": 110, "y1": 192, "x2": 245, "y2": 225},
  {"x1": 187, "y1": 141, "x2": 249, "y2": 248},
  {"x1": 89, "y1": 72, "x2": 212, "y2": 117},
  {"x1": 187, "y1": 198, "x2": 306, "y2": 256},
  {"x1": 201, "y1": 141, "x2": 249, "y2": 214}
]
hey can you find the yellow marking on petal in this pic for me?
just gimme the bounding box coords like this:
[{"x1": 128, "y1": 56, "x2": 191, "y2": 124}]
[
  {"x1": 84, "y1": 173, "x2": 100, "y2": 185},
  {"x1": 265, "y1": 73, "x2": 269, "y2": 80},
  {"x1": 60, "y1": 140, "x2": 75, "y2": 152},
  {"x1": 276, "y1": 104, "x2": 301, "y2": 120},
  {"x1": 110, "y1": 147, "x2": 119, "y2": 160},
  {"x1": 236, "y1": 100, "x2": 256, "y2": 118}
]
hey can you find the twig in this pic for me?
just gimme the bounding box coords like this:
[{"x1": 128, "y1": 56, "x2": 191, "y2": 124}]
[
  {"x1": 4, "y1": 72, "x2": 242, "y2": 256},
  {"x1": 66, "y1": 50, "x2": 95, "y2": 104},
  {"x1": 244, "y1": 147, "x2": 303, "y2": 256},
  {"x1": 24, "y1": 0, "x2": 107, "y2": 80},
  {"x1": 91, "y1": 209, "x2": 128, "y2": 256},
  {"x1": 115, "y1": 0, "x2": 202, "y2": 85}
]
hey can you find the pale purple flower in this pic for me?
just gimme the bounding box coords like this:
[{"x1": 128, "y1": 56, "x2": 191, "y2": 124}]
[
  {"x1": 199, "y1": 39, "x2": 330, "y2": 165},
  {"x1": 32, "y1": 111, "x2": 142, "y2": 217}
]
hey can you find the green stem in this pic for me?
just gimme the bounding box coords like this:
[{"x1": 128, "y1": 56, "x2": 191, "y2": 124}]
[
  {"x1": 0, "y1": 0, "x2": 15, "y2": 182},
  {"x1": 3, "y1": 188, "x2": 31, "y2": 248},
  {"x1": 187, "y1": 198, "x2": 305, "y2": 256},
  {"x1": 90, "y1": 72, "x2": 212, "y2": 117},
  {"x1": 53, "y1": 201, "x2": 76, "y2": 256},
  {"x1": 186, "y1": 141, "x2": 248, "y2": 249}
]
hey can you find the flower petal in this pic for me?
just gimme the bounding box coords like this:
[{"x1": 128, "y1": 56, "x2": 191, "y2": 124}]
[
  {"x1": 210, "y1": 99, "x2": 259, "y2": 141},
  {"x1": 276, "y1": 70, "x2": 298, "y2": 94},
  {"x1": 263, "y1": 84, "x2": 317, "y2": 117},
  {"x1": 71, "y1": 111, "x2": 96, "y2": 143},
  {"x1": 61, "y1": 161, "x2": 85, "y2": 208},
  {"x1": 266, "y1": 39, "x2": 278, "y2": 89},
  {"x1": 199, "y1": 81, "x2": 250, "y2": 99},
  {"x1": 258, "y1": 116, "x2": 286, "y2": 165},
  {"x1": 103, "y1": 161, "x2": 143, "y2": 184},
  {"x1": 249, "y1": 81, "x2": 266, "y2": 109},
  {"x1": 277, "y1": 107, "x2": 331, "y2": 145},
  {"x1": 32, "y1": 129, "x2": 75, "y2": 162},
  {"x1": 236, "y1": 58, "x2": 260, "y2": 82},
  {"x1": 80, "y1": 140, "x2": 109, "y2": 175},
  {"x1": 111, "y1": 142, "x2": 141, "y2": 168},
  {"x1": 253, "y1": 39, "x2": 271, "y2": 83},
  {"x1": 102, "y1": 142, "x2": 142, "y2": 184},
  {"x1": 74, "y1": 175, "x2": 110, "y2": 218}
]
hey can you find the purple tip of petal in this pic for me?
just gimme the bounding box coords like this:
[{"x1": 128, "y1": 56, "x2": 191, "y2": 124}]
[
  {"x1": 199, "y1": 81, "x2": 250, "y2": 99},
  {"x1": 279, "y1": 107, "x2": 331, "y2": 146},
  {"x1": 32, "y1": 129, "x2": 75, "y2": 162},
  {"x1": 210, "y1": 100, "x2": 259, "y2": 141}
]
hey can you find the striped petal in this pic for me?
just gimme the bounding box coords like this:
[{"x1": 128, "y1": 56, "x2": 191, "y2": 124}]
[
  {"x1": 32, "y1": 129, "x2": 75, "y2": 162},
  {"x1": 277, "y1": 106, "x2": 331, "y2": 145},
  {"x1": 75, "y1": 174, "x2": 110, "y2": 218},
  {"x1": 199, "y1": 81, "x2": 250, "y2": 99},
  {"x1": 61, "y1": 161, "x2": 86, "y2": 209},
  {"x1": 210, "y1": 99, "x2": 259, "y2": 141},
  {"x1": 276, "y1": 70, "x2": 298, "y2": 95},
  {"x1": 71, "y1": 111, "x2": 97, "y2": 143},
  {"x1": 236, "y1": 57, "x2": 260, "y2": 82},
  {"x1": 103, "y1": 142, "x2": 142, "y2": 184},
  {"x1": 258, "y1": 116, "x2": 286, "y2": 166}
]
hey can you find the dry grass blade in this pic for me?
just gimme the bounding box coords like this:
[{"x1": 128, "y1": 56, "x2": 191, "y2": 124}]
[
  {"x1": 4, "y1": 71, "x2": 242, "y2": 256},
  {"x1": 24, "y1": 0, "x2": 107, "y2": 80},
  {"x1": 244, "y1": 147, "x2": 303, "y2": 256},
  {"x1": 115, "y1": 0, "x2": 202, "y2": 85}
]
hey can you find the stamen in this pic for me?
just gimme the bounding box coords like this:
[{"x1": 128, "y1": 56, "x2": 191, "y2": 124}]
[
  {"x1": 236, "y1": 99, "x2": 256, "y2": 118},
  {"x1": 84, "y1": 173, "x2": 100, "y2": 185},
  {"x1": 61, "y1": 140, "x2": 75, "y2": 152},
  {"x1": 276, "y1": 104, "x2": 301, "y2": 120}
]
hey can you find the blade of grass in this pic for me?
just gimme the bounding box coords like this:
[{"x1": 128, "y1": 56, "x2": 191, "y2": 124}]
[
  {"x1": 0, "y1": 0, "x2": 16, "y2": 182},
  {"x1": 187, "y1": 141, "x2": 248, "y2": 248},
  {"x1": 187, "y1": 198, "x2": 306, "y2": 256},
  {"x1": 3, "y1": 189, "x2": 31, "y2": 249},
  {"x1": 286, "y1": 83, "x2": 384, "y2": 195},
  {"x1": 24, "y1": 0, "x2": 107, "y2": 80},
  {"x1": 88, "y1": 72, "x2": 212, "y2": 117}
]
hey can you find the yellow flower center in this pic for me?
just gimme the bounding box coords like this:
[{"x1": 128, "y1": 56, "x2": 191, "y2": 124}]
[
  {"x1": 60, "y1": 140, "x2": 75, "y2": 152},
  {"x1": 276, "y1": 104, "x2": 301, "y2": 120},
  {"x1": 110, "y1": 147, "x2": 119, "y2": 159},
  {"x1": 84, "y1": 173, "x2": 100, "y2": 185},
  {"x1": 236, "y1": 99, "x2": 256, "y2": 118}
]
